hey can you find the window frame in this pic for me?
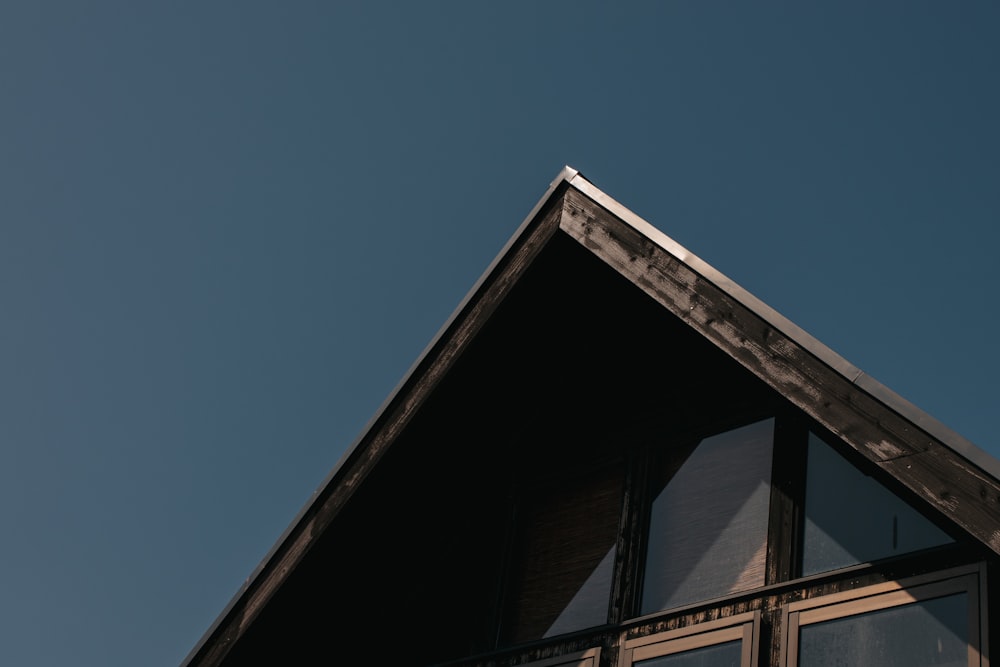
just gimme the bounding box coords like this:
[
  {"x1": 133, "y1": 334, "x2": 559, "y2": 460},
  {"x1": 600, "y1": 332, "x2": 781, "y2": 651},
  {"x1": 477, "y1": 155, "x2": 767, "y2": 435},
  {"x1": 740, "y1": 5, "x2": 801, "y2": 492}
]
[
  {"x1": 490, "y1": 410, "x2": 980, "y2": 666},
  {"x1": 797, "y1": 427, "x2": 958, "y2": 578},
  {"x1": 498, "y1": 453, "x2": 627, "y2": 646},
  {"x1": 638, "y1": 418, "x2": 776, "y2": 616},
  {"x1": 518, "y1": 647, "x2": 602, "y2": 667},
  {"x1": 620, "y1": 610, "x2": 760, "y2": 667},
  {"x1": 781, "y1": 564, "x2": 988, "y2": 667}
]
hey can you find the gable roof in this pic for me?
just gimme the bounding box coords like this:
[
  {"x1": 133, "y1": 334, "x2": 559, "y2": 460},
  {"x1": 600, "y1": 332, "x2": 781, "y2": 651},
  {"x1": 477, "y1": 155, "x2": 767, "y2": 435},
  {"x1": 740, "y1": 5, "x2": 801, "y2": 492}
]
[{"x1": 183, "y1": 166, "x2": 1000, "y2": 666}]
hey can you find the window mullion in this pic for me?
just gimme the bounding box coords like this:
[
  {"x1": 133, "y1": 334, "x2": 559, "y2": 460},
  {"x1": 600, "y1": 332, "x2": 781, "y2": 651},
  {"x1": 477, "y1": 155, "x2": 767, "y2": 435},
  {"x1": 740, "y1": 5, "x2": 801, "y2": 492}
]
[
  {"x1": 610, "y1": 443, "x2": 653, "y2": 624},
  {"x1": 765, "y1": 415, "x2": 808, "y2": 586}
]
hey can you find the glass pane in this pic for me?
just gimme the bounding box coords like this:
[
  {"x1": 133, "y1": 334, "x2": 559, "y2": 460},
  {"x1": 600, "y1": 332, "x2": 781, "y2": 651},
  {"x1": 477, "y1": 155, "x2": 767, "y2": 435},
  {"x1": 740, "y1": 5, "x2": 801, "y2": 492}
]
[
  {"x1": 503, "y1": 462, "x2": 623, "y2": 643},
  {"x1": 637, "y1": 640, "x2": 742, "y2": 667},
  {"x1": 543, "y1": 545, "x2": 616, "y2": 638},
  {"x1": 642, "y1": 419, "x2": 773, "y2": 614},
  {"x1": 802, "y1": 433, "x2": 952, "y2": 575},
  {"x1": 798, "y1": 593, "x2": 969, "y2": 667}
]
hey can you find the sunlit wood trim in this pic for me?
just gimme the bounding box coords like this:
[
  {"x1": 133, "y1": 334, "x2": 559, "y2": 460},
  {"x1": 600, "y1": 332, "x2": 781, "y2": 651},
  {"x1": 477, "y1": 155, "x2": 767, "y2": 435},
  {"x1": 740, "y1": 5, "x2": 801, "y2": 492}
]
[
  {"x1": 621, "y1": 610, "x2": 759, "y2": 666},
  {"x1": 519, "y1": 647, "x2": 601, "y2": 667},
  {"x1": 783, "y1": 564, "x2": 986, "y2": 667}
]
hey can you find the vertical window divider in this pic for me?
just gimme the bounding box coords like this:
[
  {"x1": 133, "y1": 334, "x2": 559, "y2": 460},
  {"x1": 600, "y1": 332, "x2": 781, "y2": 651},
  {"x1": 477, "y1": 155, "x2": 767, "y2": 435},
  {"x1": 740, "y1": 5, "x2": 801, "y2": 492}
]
[
  {"x1": 610, "y1": 441, "x2": 653, "y2": 625},
  {"x1": 766, "y1": 414, "x2": 808, "y2": 586}
]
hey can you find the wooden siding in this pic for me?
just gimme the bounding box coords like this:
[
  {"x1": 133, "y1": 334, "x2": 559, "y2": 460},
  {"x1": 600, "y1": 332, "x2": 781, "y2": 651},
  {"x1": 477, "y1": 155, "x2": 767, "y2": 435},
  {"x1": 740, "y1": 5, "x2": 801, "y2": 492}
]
[{"x1": 558, "y1": 185, "x2": 1000, "y2": 557}]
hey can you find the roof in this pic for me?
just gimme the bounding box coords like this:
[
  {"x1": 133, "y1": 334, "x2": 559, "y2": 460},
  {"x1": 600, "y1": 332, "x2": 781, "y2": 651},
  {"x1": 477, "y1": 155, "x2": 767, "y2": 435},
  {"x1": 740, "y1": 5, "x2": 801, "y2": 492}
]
[{"x1": 183, "y1": 166, "x2": 1000, "y2": 666}]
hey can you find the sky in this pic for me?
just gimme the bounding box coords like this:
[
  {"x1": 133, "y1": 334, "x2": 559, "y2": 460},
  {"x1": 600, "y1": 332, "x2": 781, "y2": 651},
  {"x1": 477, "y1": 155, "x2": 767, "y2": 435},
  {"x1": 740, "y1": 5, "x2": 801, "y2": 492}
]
[{"x1": 1, "y1": 2, "x2": 998, "y2": 665}]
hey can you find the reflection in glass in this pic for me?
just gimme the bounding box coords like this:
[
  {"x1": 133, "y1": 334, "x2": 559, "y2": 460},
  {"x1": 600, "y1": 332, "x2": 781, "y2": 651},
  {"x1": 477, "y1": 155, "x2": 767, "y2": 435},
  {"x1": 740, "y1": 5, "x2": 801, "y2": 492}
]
[
  {"x1": 802, "y1": 433, "x2": 951, "y2": 575},
  {"x1": 637, "y1": 640, "x2": 742, "y2": 667},
  {"x1": 504, "y1": 463, "x2": 623, "y2": 644},
  {"x1": 544, "y1": 545, "x2": 616, "y2": 637},
  {"x1": 642, "y1": 419, "x2": 773, "y2": 614},
  {"x1": 798, "y1": 593, "x2": 968, "y2": 666}
]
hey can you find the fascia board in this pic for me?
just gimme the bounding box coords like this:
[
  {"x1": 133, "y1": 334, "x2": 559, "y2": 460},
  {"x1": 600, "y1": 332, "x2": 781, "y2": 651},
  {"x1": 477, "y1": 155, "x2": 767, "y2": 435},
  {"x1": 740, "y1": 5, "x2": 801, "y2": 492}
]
[{"x1": 567, "y1": 172, "x2": 1000, "y2": 481}]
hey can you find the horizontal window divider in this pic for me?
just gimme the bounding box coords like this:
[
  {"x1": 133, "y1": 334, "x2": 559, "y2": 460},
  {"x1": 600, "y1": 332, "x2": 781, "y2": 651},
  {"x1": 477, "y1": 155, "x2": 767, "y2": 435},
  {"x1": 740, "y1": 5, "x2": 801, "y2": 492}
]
[
  {"x1": 434, "y1": 628, "x2": 615, "y2": 667},
  {"x1": 624, "y1": 610, "x2": 759, "y2": 651},
  {"x1": 786, "y1": 562, "x2": 983, "y2": 616},
  {"x1": 621, "y1": 542, "x2": 976, "y2": 633}
]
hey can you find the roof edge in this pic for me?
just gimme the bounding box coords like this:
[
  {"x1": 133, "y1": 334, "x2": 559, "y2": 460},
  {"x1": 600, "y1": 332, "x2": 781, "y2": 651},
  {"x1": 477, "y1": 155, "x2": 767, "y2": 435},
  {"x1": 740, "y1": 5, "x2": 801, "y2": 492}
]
[
  {"x1": 183, "y1": 166, "x2": 1000, "y2": 665},
  {"x1": 566, "y1": 173, "x2": 1000, "y2": 481},
  {"x1": 180, "y1": 166, "x2": 579, "y2": 667}
]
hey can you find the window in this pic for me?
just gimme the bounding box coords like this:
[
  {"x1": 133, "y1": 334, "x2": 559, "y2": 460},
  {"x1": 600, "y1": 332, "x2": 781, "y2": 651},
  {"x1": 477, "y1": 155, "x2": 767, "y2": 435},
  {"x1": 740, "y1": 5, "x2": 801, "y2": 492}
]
[
  {"x1": 494, "y1": 413, "x2": 978, "y2": 666},
  {"x1": 622, "y1": 612, "x2": 759, "y2": 667},
  {"x1": 642, "y1": 419, "x2": 774, "y2": 614},
  {"x1": 784, "y1": 566, "x2": 985, "y2": 667},
  {"x1": 502, "y1": 460, "x2": 624, "y2": 644},
  {"x1": 801, "y1": 432, "x2": 952, "y2": 576},
  {"x1": 520, "y1": 648, "x2": 602, "y2": 667}
]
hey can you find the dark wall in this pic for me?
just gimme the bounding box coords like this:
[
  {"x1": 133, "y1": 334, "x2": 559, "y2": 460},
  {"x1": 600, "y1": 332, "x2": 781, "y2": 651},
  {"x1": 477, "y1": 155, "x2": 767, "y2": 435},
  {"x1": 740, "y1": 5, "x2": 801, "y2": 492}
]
[{"x1": 221, "y1": 232, "x2": 781, "y2": 665}]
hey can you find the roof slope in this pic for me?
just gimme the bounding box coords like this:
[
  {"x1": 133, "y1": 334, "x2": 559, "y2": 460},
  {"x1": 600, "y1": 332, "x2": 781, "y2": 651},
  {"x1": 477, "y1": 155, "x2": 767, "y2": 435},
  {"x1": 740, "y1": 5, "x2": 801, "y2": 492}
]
[{"x1": 183, "y1": 167, "x2": 1000, "y2": 666}]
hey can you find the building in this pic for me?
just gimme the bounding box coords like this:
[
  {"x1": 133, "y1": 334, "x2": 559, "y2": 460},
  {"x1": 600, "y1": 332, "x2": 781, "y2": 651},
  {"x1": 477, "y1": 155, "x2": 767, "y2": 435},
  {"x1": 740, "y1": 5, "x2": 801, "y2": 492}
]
[{"x1": 183, "y1": 167, "x2": 999, "y2": 666}]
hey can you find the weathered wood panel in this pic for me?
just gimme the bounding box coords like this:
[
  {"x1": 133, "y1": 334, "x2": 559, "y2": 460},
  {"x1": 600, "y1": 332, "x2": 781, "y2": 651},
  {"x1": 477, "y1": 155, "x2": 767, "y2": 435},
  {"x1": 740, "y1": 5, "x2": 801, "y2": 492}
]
[{"x1": 558, "y1": 185, "x2": 1000, "y2": 556}]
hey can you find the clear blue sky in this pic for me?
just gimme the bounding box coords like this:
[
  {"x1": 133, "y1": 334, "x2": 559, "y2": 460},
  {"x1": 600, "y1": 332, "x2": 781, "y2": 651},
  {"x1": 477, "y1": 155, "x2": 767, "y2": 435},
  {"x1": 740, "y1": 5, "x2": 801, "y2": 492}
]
[{"x1": 1, "y1": 3, "x2": 998, "y2": 665}]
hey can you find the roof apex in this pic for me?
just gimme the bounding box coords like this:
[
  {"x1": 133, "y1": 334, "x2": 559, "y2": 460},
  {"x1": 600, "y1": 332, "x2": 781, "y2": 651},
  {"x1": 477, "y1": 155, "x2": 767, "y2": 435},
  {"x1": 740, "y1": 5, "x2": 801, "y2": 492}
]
[{"x1": 183, "y1": 168, "x2": 1000, "y2": 667}]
